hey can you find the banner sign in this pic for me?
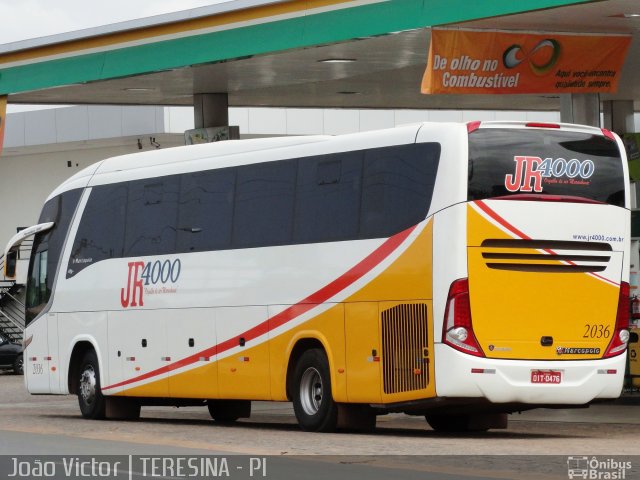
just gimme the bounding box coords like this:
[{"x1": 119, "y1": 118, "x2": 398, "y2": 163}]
[
  {"x1": 421, "y1": 29, "x2": 631, "y2": 95},
  {"x1": 0, "y1": 95, "x2": 6, "y2": 157}
]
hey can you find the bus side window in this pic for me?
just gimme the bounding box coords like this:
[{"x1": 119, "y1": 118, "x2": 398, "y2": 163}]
[
  {"x1": 125, "y1": 177, "x2": 180, "y2": 257},
  {"x1": 317, "y1": 160, "x2": 341, "y2": 185},
  {"x1": 177, "y1": 169, "x2": 235, "y2": 252},
  {"x1": 294, "y1": 152, "x2": 363, "y2": 244},
  {"x1": 360, "y1": 143, "x2": 440, "y2": 238},
  {"x1": 232, "y1": 160, "x2": 296, "y2": 248},
  {"x1": 67, "y1": 184, "x2": 127, "y2": 278}
]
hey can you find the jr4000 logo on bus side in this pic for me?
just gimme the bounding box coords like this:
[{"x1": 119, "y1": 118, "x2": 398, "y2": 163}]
[
  {"x1": 504, "y1": 156, "x2": 595, "y2": 193},
  {"x1": 120, "y1": 259, "x2": 181, "y2": 308}
]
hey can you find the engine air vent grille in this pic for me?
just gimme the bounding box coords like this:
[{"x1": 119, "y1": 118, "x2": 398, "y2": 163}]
[{"x1": 381, "y1": 303, "x2": 429, "y2": 394}]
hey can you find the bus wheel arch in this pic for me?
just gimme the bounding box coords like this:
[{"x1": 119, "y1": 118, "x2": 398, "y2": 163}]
[
  {"x1": 68, "y1": 341, "x2": 98, "y2": 395},
  {"x1": 285, "y1": 337, "x2": 327, "y2": 401}
]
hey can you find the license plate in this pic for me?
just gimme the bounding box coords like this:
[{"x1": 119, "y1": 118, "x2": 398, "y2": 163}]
[{"x1": 531, "y1": 370, "x2": 561, "y2": 384}]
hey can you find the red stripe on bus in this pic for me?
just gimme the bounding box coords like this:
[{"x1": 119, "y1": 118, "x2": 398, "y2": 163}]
[
  {"x1": 587, "y1": 271, "x2": 620, "y2": 287},
  {"x1": 102, "y1": 223, "x2": 418, "y2": 391},
  {"x1": 474, "y1": 200, "x2": 531, "y2": 241}
]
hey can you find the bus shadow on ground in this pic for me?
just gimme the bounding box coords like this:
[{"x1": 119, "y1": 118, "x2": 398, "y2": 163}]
[{"x1": 41, "y1": 412, "x2": 583, "y2": 440}]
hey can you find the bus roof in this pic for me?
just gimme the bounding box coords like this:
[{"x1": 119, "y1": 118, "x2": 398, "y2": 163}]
[
  {"x1": 45, "y1": 121, "x2": 617, "y2": 202},
  {"x1": 47, "y1": 123, "x2": 431, "y2": 199}
]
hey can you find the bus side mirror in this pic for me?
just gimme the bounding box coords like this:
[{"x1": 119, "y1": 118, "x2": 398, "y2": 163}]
[{"x1": 4, "y1": 250, "x2": 17, "y2": 279}]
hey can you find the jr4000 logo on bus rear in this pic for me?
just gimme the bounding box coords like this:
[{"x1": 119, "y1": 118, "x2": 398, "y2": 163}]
[
  {"x1": 120, "y1": 259, "x2": 181, "y2": 308},
  {"x1": 504, "y1": 156, "x2": 595, "y2": 193}
]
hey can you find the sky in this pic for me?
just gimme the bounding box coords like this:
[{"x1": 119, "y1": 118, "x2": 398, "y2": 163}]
[{"x1": 0, "y1": 0, "x2": 229, "y2": 44}]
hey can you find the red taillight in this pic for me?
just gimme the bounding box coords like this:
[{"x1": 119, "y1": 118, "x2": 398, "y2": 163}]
[
  {"x1": 442, "y1": 278, "x2": 484, "y2": 357},
  {"x1": 604, "y1": 281, "x2": 630, "y2": 358},
  {"x1": 601, "y1": 128, "x2": 616, "y2": 142},
  {"x1": 467, "y1": 121, "x2": 481, "y2": 134},
  {"x1": 525, "y1": 122, "x2": 560, "y2": 129}
]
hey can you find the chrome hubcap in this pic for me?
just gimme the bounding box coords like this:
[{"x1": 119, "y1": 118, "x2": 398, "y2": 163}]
[
  {"x1": 300, "y1": 367, "x2": 323, "y2": 415},
  {"x1": 80, "y1": 365, "x2": 97, "y2": 405}
]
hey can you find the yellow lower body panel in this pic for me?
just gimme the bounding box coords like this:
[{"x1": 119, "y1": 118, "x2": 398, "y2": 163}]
[{"x1": 117, "y1": 220, "x2": 435, "y2": 405}]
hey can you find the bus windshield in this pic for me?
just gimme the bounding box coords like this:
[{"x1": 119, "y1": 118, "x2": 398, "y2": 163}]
[
  {"x1": 467, "y1": 128, "x2": 625, "y2": 206},
  {"x1": 25, "y1": 189, "x2": 81, "y2": 325}
]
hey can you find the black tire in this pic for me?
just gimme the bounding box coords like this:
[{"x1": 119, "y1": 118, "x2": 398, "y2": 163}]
[
  {"x1": 207, "y1": 400, "x2": 251, "y2": 423},
  {"x1": 292, "y1": 349, "x2": 338, "y2": 432},
  {"x1": 425, "y1": 414, "x2": 488, "y2": 433},
  {"x1": 77, "y1": 350, "x2": 106, "y2": 420},
  {"x1": 12, "y1": 354, "x2": 23, "y2": 375}
]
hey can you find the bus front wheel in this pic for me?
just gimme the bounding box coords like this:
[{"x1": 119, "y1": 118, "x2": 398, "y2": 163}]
[
  {"x1": 77, "y1": 350, "x2": 106, "y2": 420},
  {"x1": 292, "y1": 349, "x2": 338, "y2": 432}
]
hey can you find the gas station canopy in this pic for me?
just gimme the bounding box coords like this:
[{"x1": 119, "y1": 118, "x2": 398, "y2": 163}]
[{"x1": 1, "y1": 0, "x2": 640, "y2": 111}]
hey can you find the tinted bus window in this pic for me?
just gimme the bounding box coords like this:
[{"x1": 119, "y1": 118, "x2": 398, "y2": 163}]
[
  {"x1": 61, "y1": 142, "x2": 441, "y2": 277},
  {"x1": 124, "y1": 176, "x2": 180, "y2": 257},
  {"x1": 360, "y1": 143, "x2": 440, "y2": 238},
  {"x1": 26, "y1": 189, "x2": 81, "y2": 324},
  {"x1": 177, "y1": 169, "x2": 235, "y2": 252},
  {"x1": 67, "y1": 184, "x2": 127, "y2": 278},
  {"x1": 233, "y1": 160, "x2": 296, "y2": 248},
  {"x1": 468, "y1": 129, "x2": 625, "y2": 206},
  {"x1": 294, "y1": 152, "x2": 363, "y2": 243}
]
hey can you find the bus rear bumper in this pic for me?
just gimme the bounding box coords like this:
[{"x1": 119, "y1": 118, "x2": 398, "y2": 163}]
[{"x1": 434, "y1": 344, "x2": 626, "y2": 405}]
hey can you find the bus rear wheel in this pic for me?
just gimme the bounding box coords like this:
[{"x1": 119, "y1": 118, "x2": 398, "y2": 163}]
[
  {"x1": 292, "y1": 349, "x2": 338, "y2": 432},
  {"x1": 207, "y1": 400, "x2": 251, "y2": 423},
  {"x1": 77, "y1": 350, "x2": 106, "y2": 420}
]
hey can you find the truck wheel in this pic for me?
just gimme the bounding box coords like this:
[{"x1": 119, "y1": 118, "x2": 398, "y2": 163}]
[
  {"x1": 292, "y1": 349, "x2": 338, "y2": 432},
  {"x1": 77, "y1": 350, "x2": 106, "y2": 420}
]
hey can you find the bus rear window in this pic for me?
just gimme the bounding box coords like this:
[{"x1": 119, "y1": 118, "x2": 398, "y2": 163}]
[{"x1": 467, "y1": 129, "x2": 625, "y2": 206}]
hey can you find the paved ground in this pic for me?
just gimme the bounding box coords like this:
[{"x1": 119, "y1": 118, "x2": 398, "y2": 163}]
[{"x1": 1, "y1": 372, "x2": 639, "y2": 479}]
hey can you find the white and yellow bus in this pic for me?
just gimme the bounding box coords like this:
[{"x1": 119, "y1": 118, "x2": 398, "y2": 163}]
[{"x1": 10, "y1": 121, "x2": 631, "y2": 432}]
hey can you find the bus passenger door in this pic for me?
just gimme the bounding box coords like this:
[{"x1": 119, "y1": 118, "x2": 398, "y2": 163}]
[
  {"x1": 216, "y1": 306, "x2": 271, "y2": 400},
  {"x1": 167, "y1": 308, "x2": 218, "y2": 399},
  {"x1": 345, "y1": 302, "x2": 382, "y2": 403}
]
